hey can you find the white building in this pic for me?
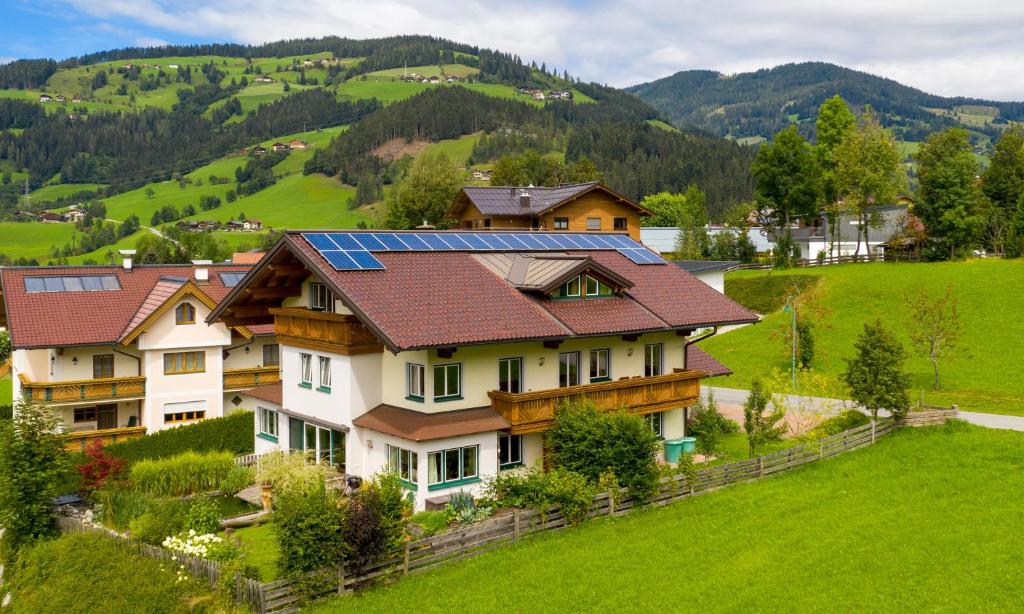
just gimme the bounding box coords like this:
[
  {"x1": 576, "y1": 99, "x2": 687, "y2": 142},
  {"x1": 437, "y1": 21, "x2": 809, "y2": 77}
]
[
  {"x1": 641, "y1": 226, "x2": 773, "y2": 255},
  {"x1": 213, "y1": 230, "x2": 756, "y2": 509}
]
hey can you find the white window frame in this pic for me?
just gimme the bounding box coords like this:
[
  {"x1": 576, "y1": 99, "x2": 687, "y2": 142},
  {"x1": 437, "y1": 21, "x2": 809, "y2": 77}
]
[
  {"x1": 300, "y1": 353, "x2": 313, "y2": 386},
  {"x1": 559, "y1": 351, "x2": 581, "y2": 387},
  {"x1": 646, "y1": 411, "x2": 664, "y2": 438},
  {"x1": 387, "y1": 444, "x2": 418, "y2": 486},
  {"x1": 589, "y1": 348, "x2": 610, "y2": 382},
  {"x1": 309, "y1": 281, "x2": 334, "y2": 312},
  {"x1": 407, "y1": 363, "x2": 425, "y2": 401},
  {"x1": 433, "y1": 363, "x2": 462, "y2": 401},
  {"x1": 318, "y1": 356, "x2": 332, "y2": 391},
  {"x1": 499, "y1": 434, "x2": 523, "y2": 469},
  {"x1": 498, "y1": 357, "x2": 523, "y2": 394},
  {"x1": 258, "y1": 406, "x2": 278, "y2": 439},
  {"x1": 427, "y1": 445, "x2": 479, "y2": 488},
  {"x1": 644, "y1": 343, "x2": 664, "y2": 377}
]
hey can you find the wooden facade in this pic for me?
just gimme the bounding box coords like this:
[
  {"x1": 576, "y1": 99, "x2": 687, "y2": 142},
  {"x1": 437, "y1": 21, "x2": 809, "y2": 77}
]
[
  {"x1": 223, "y1": 366, "x2": 282, "y2": 390},
  {"x1": 61, "y1": 425, "x2": 147, "y2": 451},
  {"x1": 19, "y1": 373, "x2": 147, "y2": 404},
  {"x1": 269, "y1": 307, "x2": 383, "y2": 355},
  {"x1": 488, "y1": 369, "x2": 703, "y2": 434}
]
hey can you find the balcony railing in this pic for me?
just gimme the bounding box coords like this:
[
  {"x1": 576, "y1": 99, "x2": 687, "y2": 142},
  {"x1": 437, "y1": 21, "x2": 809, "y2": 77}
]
[
  {"x1": 19, "y1": 374, "x2": 147, "y2": 404},
  {"x1": 488, "y1": 369, "x2": 704, "y2": 434},
  {"x1": 269, "y1": 307, "x2": 383, "y2": 355},
  {"x1": 61, "y1": 425, "x2": 147, "y2": 452},
  {"x1": 224, "y1": 366, "x2": 282, "y2": 390}
]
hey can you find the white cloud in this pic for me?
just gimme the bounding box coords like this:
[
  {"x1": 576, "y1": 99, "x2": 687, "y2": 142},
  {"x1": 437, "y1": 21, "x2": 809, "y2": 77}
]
[
  {"x1": 135, "y1": 36, "x2": 169, "y2": 47},
  {"x1": 52, "y1": 0, "x2": 1024, "y2": 99}
]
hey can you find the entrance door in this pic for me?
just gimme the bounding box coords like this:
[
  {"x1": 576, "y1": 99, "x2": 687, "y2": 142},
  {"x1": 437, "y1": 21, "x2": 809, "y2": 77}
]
[{"x1": 96, "y1": 404, "x2": 117, "y2": 430}]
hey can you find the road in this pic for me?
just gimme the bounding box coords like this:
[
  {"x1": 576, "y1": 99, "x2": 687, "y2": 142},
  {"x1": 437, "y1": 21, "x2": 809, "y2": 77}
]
[{"x1": 707, "y1": 386, "x2": 1024, "y2": 432}]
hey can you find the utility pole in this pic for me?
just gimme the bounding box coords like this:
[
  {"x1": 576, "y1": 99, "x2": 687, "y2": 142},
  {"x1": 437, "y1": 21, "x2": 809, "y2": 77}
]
[
  {"x1": 783, "y1": 295, "x2": 797, "y2": 390},
  {"x1": 24, "y1": 178, "x2": 30, "y2": 209}
]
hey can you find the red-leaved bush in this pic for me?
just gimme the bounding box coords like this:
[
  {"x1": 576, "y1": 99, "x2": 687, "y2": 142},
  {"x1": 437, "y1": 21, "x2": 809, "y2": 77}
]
[{"x1": 77, "y1": 440, "x2": 127, "y2": 490}]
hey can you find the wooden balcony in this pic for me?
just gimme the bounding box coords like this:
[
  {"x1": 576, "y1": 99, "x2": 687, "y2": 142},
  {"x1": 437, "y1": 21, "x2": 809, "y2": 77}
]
[
  {"x1": 19, "y1": 374, "x2": 147, "y2": 405},
  {"x1": 489, "y1": 369, "x2": 704, "y2": 434},
  {"x1": 62, "y1": 426, "x2": 147, "y2": 452},
  {"x1": 224, "y1": 366, "x2": 281, "y2": 390},
  {"x1": 269, "y1": 307, "x2": 383, "y2": 355}
]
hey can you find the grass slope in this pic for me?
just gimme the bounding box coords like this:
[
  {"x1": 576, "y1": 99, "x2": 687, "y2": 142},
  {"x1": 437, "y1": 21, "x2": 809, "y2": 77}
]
[
  {"x1": 702, "y1": 260, "x2": 1024, "y2": 415},
  {"x1": 0, "y1": 221, "x2": 79, "y2": 260},
  {"x1": 311, "y1": 423, "x2": 1024, "y2": 613},
  {"x1": 0, "y1": 375, "x2": 11, "y2": 405}
]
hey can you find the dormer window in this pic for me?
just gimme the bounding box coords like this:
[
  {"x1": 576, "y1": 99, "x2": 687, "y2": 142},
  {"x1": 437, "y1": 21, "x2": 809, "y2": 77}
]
[
  {"x1": 551, "y1": 275, "x2": 615, "y2": 299},
  {"x1": 175, "y1": 303, "x2": 196, "y2": 325},
  {"x1": 552, "y1": 276, "x2": 581, "y2": 298},
  {"x1": 585, "y1": 275, "x2": 614, "y2": 297}
]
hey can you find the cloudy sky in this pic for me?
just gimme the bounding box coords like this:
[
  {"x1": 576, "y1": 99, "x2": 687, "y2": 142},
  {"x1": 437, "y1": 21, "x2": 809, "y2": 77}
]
[{"x1": 3, "y1": 0, "x2": 1024, "y2": 100}]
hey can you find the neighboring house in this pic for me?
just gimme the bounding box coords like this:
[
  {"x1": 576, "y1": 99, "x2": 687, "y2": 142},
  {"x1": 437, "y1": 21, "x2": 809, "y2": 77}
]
[
  {"x1": 271, "y1": 142, "x2": 289, "y2": 152},
  {"x1": 446, "y1": 76, "x2": 461, "y2": 83},
  {"x1": 641, "y1": 226, "x2": 774, "y2": 254},
  {"x1": 787, "y1": 204, "x2": 911, "y2": 260},
  {"x1": 288, "y1": 139, "x2": 308, "y2": 150},
  {"x1": 55, "y1": 95, "x2": 67, "y2": 103},
  {"x1": 38, "y1": 95, "x2": 53, "y2": 103},
  {"x1": 548, "y1": 90, "x2": 572, "y2": 100},
  {"x1": 471, "y1": 169, "x2": 493, "y2": 181},
  {"x1": 71, "y1": 95, "x2": 83, "y2": 103},
  {"x1": 38, "y1": 212, "x2": 64, "y2": 223},
  {"x1": 448, "y1": 182, "x2": 651, "y2": 241},
  {"x1": 0, "y1": 257, "x2": 279, "y2": 449},
  {"x1": 64, "y1": 210, "x2": 86, "y2": 223},
  {"x1": 211, "y1": 230, "x2": 756, "y2": 508},
  {"x1": 671, "y1": 260, "x2": 739, "y2": 295},
  {"x1": 243, "y1": 219, "x2": 263, "y2": 231},
  {"x1": 225, "y1": 221, "x2": 245, "y2": 231},
  {"x1": 251, "y1": 145, "x2": 268, "y2": 156},
  {"x1": 253, "y1": 76, "x2": 275, "y2": 84}
]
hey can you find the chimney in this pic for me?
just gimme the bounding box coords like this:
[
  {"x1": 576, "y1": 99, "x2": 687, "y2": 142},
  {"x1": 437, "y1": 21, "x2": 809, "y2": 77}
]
[
  {"x1": 192, "y1": 259, "x2": 212, "y2": 283},
  {"x1": 119, "y1": 249, "x2": 136, "y2": 272},
  {"x1": 415, "y1": 220, "x2": 436, "y2": 230},
  {"x1": 519, "y1": 189, "x2": 531, "y2": 209}
]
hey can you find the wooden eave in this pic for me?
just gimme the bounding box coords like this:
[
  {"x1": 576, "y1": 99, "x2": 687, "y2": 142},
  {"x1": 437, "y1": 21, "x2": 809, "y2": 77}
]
[{"x1": 538, "y1": 183, "x2": 653, "y2": 217}]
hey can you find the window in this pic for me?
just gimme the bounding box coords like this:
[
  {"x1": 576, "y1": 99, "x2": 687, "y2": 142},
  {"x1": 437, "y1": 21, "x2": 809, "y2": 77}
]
[
  {"x1": 586, "y1": 217, "x2": 601, "y2": 231},
  {"x1": 164, "y1": 409, "x2": 206, "y2": 423},
  {"x1": 93, "y1": 354, "x2": 114, "y2": 379},
  {"x1": 559, "y1": 351, "x2": 580, "y2": 387},
  {"x1": 24, "y1": 275, "x2": 120, "y2": 293},
  {"x1": 219, "y1": 271, "x2": 247, "y2": 287},
  {"x1": 589, "y1": 349, "x2": 610, "y2": 382},
  {"x1": 163, "y1": 351, "x2": 205, "y2": 375},
  {"x1": 300, "y1": 353, "x2": 313, "y2": 387},
  {"x1": 289, "y1": 418, "x2": 345, "y2": 468},
  {"x1": 427, "y1": 445, "x2": 479, "y2": 489},
  {"x1": 483, "y1": 218, "x2": 492, "y2": 229},
  {"x1": 388, "y1": 444, "x2": 418, "y2": 487},
  {"x1": 258, "y1": 407, "x2": 278, "y2": 440},
  {"x1": 73, "y1": 407, "x2": 97, "y2": 423},
  {"x1": 585, "y1": 275, "x2": 614, "y2": 297},
  {"x1": 499, "y1": 434, "x2": 522, "y2": 469},
  {"x1": 309, "y1": 282, "x2": 334, "y2": 312},
  {"x1": 646, "y1": 412, "x2": 664, "y2": 438},
  {"x1": 614, "y1": 217, "x2": 628, "y2": 231},
  {"x1": 553, "y1": 217, "x2": 569, "y2": 230},
  {"x1": 175, "y1": 303, "x2": 196, "y2": 325},
  {"x1": 433, "y1": 363, "x2": 462, "y2": 401},
  {"x1": 551, "y1": 275, "x2": 581, "y2": 298},
  {"x1": 498, "y1": 357, "x2": 522, "y2": 393},
  {"x1": 406, "y1": 363, "x2": 425, "y2": 401},
  {"x1": 318, "y1": 356, "x2": 331, "y2": 391},
  {"x1": 263, "y1": 344, "x2": 280, "y2": 367},
  {"x1": 644, "y1": 343, "x2": 663, "y2": 377}
]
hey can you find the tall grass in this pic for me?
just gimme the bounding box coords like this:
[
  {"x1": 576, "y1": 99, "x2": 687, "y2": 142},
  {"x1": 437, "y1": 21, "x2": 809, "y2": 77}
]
[
  {"x1": 95, "y1": 486, "x2": 154, "y2": 531},
  {"x1": 130, "y1": 450, "x2": 235, "y2": 496}
]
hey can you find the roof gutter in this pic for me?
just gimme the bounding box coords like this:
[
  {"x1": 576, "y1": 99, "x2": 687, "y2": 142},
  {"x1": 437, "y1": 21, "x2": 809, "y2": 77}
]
[{"x1": 683, "y1": 327, "x2": 718, "y2": 370}]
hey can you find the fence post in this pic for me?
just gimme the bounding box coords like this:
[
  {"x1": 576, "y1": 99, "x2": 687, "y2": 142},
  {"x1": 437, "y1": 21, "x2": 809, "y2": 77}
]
[
  {"x1": 234, "y1": 574, "x2": 242, "y2": 605},
  {"x1": 607, "y1": 489, "x2": 615, "y2": 516},
  {"x1": 337, "y1": 563, "x2": 346, "y2": 595},
  {"x1": 758, "y1": 456, "x2": 764, "y2": 478},
  {"x1": 819, "y1": 439, "x2": 824, "y2": 460},
  {"x1": 403, "y1": 541, "x2": 410, "y2": 575},
  {"x1": 871, "y1": 419, "x2": 876, "y2": 444},
  {"x1": 513, "y1": 508, "x2": 521, "y2": 541}
]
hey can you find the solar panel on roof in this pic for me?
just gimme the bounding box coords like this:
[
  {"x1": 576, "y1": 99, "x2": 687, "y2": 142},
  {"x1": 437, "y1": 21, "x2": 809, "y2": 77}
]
[
  {"x1": 353, "y1": 234, "x2": 388, "y2": 251},
  {"x1": 501, "y1": 234, "x2": 530, "y2": 249},
  {"x1": 328, "y1": 233, "x2": 362, "y2": 250},
  {"x1": 398, "y1": 233, "x2": 431, "y2": 250},
  {"x1": 533, "y1": 234, "x2": 561, "y2": 249},
  {"x1": 440, "y1": 234, "x2": 472, "y2": 249},
  {"x1": 305, "y1": 233, "x2": 338, "y2": 251},
  {"x1": 420, "y1": 234, "x2": 452, "y2": 250},
  {"x1": 481, "y1": 234, "x2": 511, "y2": 249},
  {"x1": 585, "y1": 234, "x2": 616, "y2": 248},
  {"x1": 516, "y1": 234, "x2": 546, "y2": 249},
  {"x1": 460, "y1": 234, "x2": 491, "y2": 249},
  {"x1": 374, "y1": 233, "x2": 411, "y2": 250},
  {"x1": 322, "y1": 250, "x2": 359, "y2": 270},
  {"x1": 348, "y1": 250, "x2": 385, "y2": 269},
  {"x1": 573, "y1": 234, "x2": 600, "y2": 248}
]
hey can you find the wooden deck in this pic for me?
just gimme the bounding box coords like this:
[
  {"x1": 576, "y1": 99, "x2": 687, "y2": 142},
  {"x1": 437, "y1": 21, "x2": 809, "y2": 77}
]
[
  {"x1": 489, "y1": 368, "x2": 703, "y2": 434},
  {"x1": 269, "y1": 307, "x2": 383, "y2": 355},
  {"x1": 223, "y1": 366, "x2": 281, "y2": 390},
  {"x1": 19, "y1": 373, "x2": 146, "y2": 404},
  {"x1": 61, "y1": 425, "x2": 147, "y2": 451}
]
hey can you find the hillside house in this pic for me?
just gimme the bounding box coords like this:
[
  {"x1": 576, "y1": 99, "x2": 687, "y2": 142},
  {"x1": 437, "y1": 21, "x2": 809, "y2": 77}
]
[
  {"x1": 39, "y1": 95, "x2": 53, "y2": 103},
  {"x1": 447, "y1": 182, "x2": 651, "y2": 241},
  {"x1": 288, "y1": 139, "x2": 309, "y2": 150},
  {"x1": 428, "y1": 76, "x2": 441, "y2": 84},
  {"x1": 786, "y1": 204, "x2": 913, "y2": 260},
  {"x1": 225, "y1": 221, "x2": 245, "y2": 231},
  {"x1": 55, "y1": 95, "x2": 66, "y2": 103},
  {"x1": 548, "y1": 90, "x2": 572, "y2": 100},
  {"x1": 446, "y1": 76, "x2": 461, "y2": 83},
  {"x1": 641, "y1": 226, "x2": 773, "y2": 254},
  {"x1": 471, "y1": 169, "x2": 493, "y2": 181},
  {"x1": 72, "y1": 95, "x2": 83, "y2": 103},
  {"x1": 271, "y1": 142, "x2": 289, "y2": 152},
  {"x1": 64, "y1": 209, "x2": 86, "y2": 223},
  {"x1": 38, "y1": 212, "x2": 64, "y2": 223},
  {"x1": 253, "y1": 76, "x2": 275, "y2": 84},
  {"x1": 243, "y1": 219, "x2": 263, "y2": 231},
  {"x1": 0, "y1": 256, "x2": 280, "y2": 449},
  {"x1": 250, "y1": 145, "x2": 268, "y2": 157},
  {"x1": 210, "y1": 230, "x2": 755, "y2": 508}
]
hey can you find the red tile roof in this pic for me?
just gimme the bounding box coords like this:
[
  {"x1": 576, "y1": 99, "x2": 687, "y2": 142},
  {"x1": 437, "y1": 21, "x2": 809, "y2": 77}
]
[
  {"x1": 0, "y1": 264, "x2": 254, "y2": 349},
  {"x1": 280, "y1": 233, "x2": 757, "y2": 351},
  {"x1": 686, "y1": 346, "x2": 732, "y2": 377},
  {"x1": 353, "y1": 404, "x2": 511, "y2": 441},
  {"x1": 119, "y1": 278, "x2": 185, "y2": 342},
  {"x1": 243, "y1": 382, "x2": 282, "y2": 406}
]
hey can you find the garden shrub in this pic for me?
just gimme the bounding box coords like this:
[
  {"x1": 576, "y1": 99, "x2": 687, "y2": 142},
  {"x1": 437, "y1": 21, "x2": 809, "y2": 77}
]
[
  {"x1": 256, "y1": 450, "x2": 333, "y2": 492},
  {"x1": 273, "y1": 477, "x2": 348, "y2": 577},
  {"x1": 186, "y1": 496, "x2": 222, "y2": 535},
  {"x1": 219, "y1": 464, "x2": 255, "y2": 495},
  {"x1": 128, "y1": 499, "x2": 188, "y2": 545},
  {"x1": 105, "y1": 411, "x2": 253, "y2": 464},
  {"x1": 130, "y1": 450, "x2": 235, "y2": 496},
  {"x1": 548, "y1": 398, "x2": 661, "y2": 499},
  {"x1": 443, "y1": 490, "x2": 493, "y2": 525},
  {"x1": 346, "y1": 472, "x2": 408, "y2": 569},
  {"x1": 76, "y1": 440, "x2": 127, "y2": 491},
  {"x1": 163, "y1": 530, "x2": 240, "y2": 563},
  {"x1": 6, "y1": 532, "x2": 210, "y2": 613},
  {"x1": 808, "y1": 410, "x2": 870, "y2": 438},
  {"x1": 95, "y1": 485, "x2": 155, "y2": 531},
  {"x1": 486, "y1": 466, "x2": 596, "y2": 525},
  {"x1": 410, "y1": 510, "x2": 450, "y2": 537}
]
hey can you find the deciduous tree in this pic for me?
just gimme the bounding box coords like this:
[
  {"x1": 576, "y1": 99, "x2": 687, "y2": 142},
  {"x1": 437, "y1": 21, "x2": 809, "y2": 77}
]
[
  {"x1": 909, "y1": 287, "x2": 960, "y2": 391},
  {"x1": 815, "y1": 96, "x2": 856, "y2": 257},
  {"x1": 384, "y1": 151, "x2": 461, "y2": 229},
  {"x1": 842, "y1": 320, "x2": 911, "y2": 419},
  {"x1": 751, "y1": 125, "x2": 822, "y2": 238},
  {"x1": 915, "y1": 127, "x2": 983, "y2": 258},
  {"x1": 743, "y1": 380, "x2": 787, "y2": 458}
]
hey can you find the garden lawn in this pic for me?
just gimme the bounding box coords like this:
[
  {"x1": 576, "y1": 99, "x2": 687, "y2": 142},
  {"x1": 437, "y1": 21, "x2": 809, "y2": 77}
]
[
  {"x1": 0, "y1": 374, "x2": 11, "y2": 405},
  {"x1": 310, "y1": 423, "x2": 1024, "y2": 613},
  {"x1": 225, "y1": 523, "x2": 280, "y2": 582},
  {"x1": 701, "y1": 260, "x2": 1024, "y2": 415}
]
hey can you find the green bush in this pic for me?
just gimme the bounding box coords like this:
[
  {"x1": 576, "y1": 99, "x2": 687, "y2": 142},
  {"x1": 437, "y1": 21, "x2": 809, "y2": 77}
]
[
  {"x1": 186, "y1": 496, "x2": 222, "y2": 534},
  {"x1": 547, "y1": 398, "x2": 661, "y2": 500},
  {"x1": 346, "y1": 472, "x2": 408, "y2": 569},
  {"x1": 130, "y1": 450, "x2": 235, "y2": 496},
  {"x1": 273, "y1": 477, "x2": 348, "y2": 577},
  {"x1": 808, "y1": 410, "x2": 870, "y2": 438},
  {"x1": 410, "y1": 510, "x2": 450, "y2": 537},
  {"x1": 95, "y1": 485, "x2": 154, "y2": 531},
  {"x1": 128, "y1": 500, "x2": 188, "y2": 545},
  {"x1": 486, "y1": 466, "x2": 596, "y2": 525},
  {"x1": 219, "y1": 464, "x2": 255, "y2": 495},
  {"x1": 6, "y1": 532, "x2": 210, "y2": 613},
  {"x1": 105, "y1": 411, "x2": 253, "y2": 464}
]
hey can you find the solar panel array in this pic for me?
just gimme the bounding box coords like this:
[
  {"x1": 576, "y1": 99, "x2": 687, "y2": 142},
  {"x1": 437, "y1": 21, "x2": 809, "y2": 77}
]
[{"x1": 301, "y1": 231, "x2": 665, "y2": 271}]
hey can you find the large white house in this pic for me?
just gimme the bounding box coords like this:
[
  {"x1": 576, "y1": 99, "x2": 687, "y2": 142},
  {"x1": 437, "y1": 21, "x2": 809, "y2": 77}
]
[
  {"x1": 0, "y1": 255, "x2": 279, "y2": 449},
  {"x1": 212, "y1": 230, "x2": 756, "y2": 509}
]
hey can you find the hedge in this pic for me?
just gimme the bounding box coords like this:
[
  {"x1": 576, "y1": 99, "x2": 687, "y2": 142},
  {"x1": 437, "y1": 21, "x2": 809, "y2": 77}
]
[{"x1": 105, "y1": 411, "x2": 253, "y2": 464}]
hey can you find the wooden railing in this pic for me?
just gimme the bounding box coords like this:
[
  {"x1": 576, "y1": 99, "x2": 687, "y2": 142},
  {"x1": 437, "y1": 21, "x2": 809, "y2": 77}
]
[
  {"x1": 223, "y1": 366, "x2": 281, "y2": 390},
  {"x1": 61, "y1": 425, "x2": 147, "y2": 452},
  {"x1": 19, "y1": 373, "x2": 147, "y2": 404},
  {"x1": 489, "y1": 369, "x2": 704, "y2": 434},
  {"x1": 269, "y1": 307, "x2": 383, "y2": 355}
]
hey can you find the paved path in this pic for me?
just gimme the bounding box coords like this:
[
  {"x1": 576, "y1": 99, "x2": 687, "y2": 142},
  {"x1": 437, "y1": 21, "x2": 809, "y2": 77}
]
[{"x1": 707, "y1": 387, "x2": 1024, "y2": 433}]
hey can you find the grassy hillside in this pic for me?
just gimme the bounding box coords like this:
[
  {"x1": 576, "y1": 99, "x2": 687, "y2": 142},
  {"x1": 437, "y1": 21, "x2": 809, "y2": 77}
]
[
  {"x1": 311, "y1": 423, "x2": 1024, "y2": 613},
  {"x1": 701, "y1": 260, "x2": 1024, "y2": 415}
]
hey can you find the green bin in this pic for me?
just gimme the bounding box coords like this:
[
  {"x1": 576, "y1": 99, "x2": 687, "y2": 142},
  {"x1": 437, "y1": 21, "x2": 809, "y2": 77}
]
[
  {"x1": 664, "y1": 438, "x2": 685, "y2": 464},
  {"x1": 680, "y1": 436, "x2": 696, "y2": 453}
]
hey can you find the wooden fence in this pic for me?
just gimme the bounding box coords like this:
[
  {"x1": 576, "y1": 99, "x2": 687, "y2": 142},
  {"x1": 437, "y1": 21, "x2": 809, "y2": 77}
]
[{"x1": 60, "y1": 417, "x2": 915, "y2": 613}]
